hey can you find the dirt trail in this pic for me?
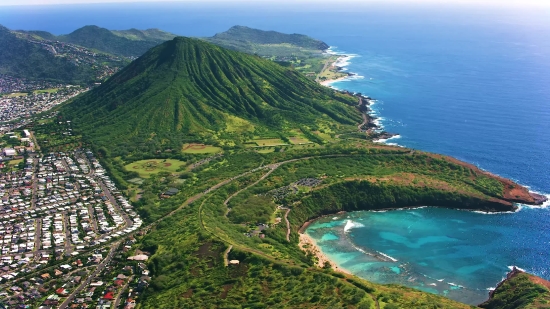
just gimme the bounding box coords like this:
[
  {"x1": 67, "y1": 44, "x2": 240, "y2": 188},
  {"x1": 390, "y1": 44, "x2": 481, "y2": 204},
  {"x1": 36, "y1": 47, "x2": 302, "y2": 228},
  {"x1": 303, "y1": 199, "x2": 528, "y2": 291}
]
[
  {"x1": 284, "y1": 208, "x2": 291, "y2": 242},
  {"x1": 223, "y1": 245, "x2": 233, "y2": 267}
]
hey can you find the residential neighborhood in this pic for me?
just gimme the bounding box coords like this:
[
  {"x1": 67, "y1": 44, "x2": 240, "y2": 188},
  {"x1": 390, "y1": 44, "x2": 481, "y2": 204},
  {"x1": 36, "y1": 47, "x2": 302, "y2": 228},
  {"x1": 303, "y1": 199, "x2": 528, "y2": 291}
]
[
  {"x1": 0, "y1": 86, "x2": 89, "y2": 132},
  {"x1": 0, "y1": 147, "x2": 144, "y2": 308},
  {"x1": 0, "y1": 75, "x2": 65, "y2": 95}
]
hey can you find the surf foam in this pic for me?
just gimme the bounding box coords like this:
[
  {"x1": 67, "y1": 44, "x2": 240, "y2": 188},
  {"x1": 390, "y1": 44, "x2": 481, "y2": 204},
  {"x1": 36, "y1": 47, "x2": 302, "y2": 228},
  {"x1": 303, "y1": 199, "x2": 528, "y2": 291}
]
[{"x1": 343, "y1": 220, "x2": 365, "y2": 232}]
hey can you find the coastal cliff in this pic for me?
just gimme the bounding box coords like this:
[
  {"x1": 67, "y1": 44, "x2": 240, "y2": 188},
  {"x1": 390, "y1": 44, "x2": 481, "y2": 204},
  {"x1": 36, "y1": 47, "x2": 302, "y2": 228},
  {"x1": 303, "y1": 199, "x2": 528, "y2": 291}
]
[
  {"x1": 288, "y1": 152, "x2": 546, "y2": 232},
  {"x1": 480, "y1": 268, "x2": 550, "y2": 309}
]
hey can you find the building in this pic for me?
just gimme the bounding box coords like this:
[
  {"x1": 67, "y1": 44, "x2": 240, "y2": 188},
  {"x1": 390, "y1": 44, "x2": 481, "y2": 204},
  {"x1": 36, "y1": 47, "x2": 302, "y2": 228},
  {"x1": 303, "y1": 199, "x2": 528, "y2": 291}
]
[{"x1": 3, "y1": 148, "x2": 16, "y2": 156}]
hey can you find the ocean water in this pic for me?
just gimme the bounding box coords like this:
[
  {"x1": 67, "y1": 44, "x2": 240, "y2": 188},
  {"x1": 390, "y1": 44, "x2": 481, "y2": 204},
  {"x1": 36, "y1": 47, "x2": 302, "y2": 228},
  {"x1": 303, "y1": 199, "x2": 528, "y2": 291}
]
[
  {"x1": 2, "y1": 2, "x2": 550, "y2": 305},
  {"x1": 307, "y1": 207, "x2": 550, "y2": 304}
]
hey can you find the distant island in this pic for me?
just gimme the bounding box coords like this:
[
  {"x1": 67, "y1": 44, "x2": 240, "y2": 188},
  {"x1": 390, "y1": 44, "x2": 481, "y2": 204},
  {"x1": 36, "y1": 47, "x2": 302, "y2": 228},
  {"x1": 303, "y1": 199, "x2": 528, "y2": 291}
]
[{"x1": 0, "y1": 25, "x2": 548, "y2": 309}]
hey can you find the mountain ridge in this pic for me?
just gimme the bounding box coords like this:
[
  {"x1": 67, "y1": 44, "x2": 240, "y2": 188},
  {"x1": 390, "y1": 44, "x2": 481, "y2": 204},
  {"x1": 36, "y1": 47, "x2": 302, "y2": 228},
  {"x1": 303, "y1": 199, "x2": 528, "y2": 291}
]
[
  {"x1": 61, "y1": 36, "x2": 360, "y2": 156},
  {"x1": 0, "y1": 25, "x2": 98, "y2": 83}
]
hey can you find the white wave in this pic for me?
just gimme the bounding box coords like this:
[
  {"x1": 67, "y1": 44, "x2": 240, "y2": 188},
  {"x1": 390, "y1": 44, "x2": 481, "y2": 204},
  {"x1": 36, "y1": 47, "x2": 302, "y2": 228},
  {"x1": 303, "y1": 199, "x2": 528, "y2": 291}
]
[
  {"x1": 519, "y1": 192, "x2": 550, "y2": 209},
  {"x1": 409, "y1": 206, "x2": 427, "y2": 210},
  {"x1": 334, "y1": 54, "x2": 359, "y2": 68},
  {"x1": 471, "y1": 210, "x2": 518, "y2": 215},
  {"x1": 351, "y1": 244, "x2": 368, "y2": 254},
  {"x1": 377, "y1": 251, "x2": 398, "y2": 262},
  {"x1": 374, "y1": 134, "x2": 401, "y2": 144},
  {"x1": 447, "y1": 282, "x2": 464, "y2": 288},
  {"x1": 437, "y1": 278, "x2": 445, "y2": 282},
  {"x1": 343, "y1": 220, "x2": 364, "y2": 232},
  {"x1": 429, "y1": 283, "x2": 437, "y2": 286},
  {"x1": 385, "y1": 143, "x2": 406, "y2": 148},
  {"x1": 332, "y1": 217, "x2": 339, "y2": 220},
  {"x1": 508, "y1": 265, "x2": 526, "y2": 272},
  {"x1": 324, "y1": 46, "x2": 341, "y2": 55}
]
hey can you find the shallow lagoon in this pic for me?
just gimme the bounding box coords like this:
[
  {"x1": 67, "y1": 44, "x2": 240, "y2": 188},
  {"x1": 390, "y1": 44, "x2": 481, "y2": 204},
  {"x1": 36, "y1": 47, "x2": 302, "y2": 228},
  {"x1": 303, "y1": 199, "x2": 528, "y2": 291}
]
[{"x1": 306, "y1": 206, "x2": 550, "y2": 305}]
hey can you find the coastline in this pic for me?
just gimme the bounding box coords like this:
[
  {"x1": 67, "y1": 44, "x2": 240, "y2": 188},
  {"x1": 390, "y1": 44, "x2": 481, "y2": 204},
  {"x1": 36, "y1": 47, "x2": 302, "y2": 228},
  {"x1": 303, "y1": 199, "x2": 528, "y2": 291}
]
[
  {"x1": 298, "y1": 231, "x2": 352, "y2": 275},
  {"x1": 310, "y1": 47, "x2": 550, "y2": 303},
  {"x1": 319, "y1": 49, "x2": 398, "y2": 140}
]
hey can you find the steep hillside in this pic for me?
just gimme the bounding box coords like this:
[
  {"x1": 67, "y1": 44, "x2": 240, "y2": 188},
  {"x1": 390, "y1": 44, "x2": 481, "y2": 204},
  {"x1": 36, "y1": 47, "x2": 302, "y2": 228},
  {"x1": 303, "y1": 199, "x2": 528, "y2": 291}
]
[
  {"x1": 205, "y1": 25, "x2": 329, "y2": 58},
  {"x1": 62, "y1": 36, "x2": 360, "y2": 156},
  {"x1": 58, "y1": 25, "x2": 176, "y2": 57},
  {"x1": 209, "y1": 25, "x2": 329, "y2": 50},
  {"x1": 480, "y1": 268, "x2": 550, "y2": 309},
  {"x1": 0, "y1": 25, "x2": 96, "y2": 83}
]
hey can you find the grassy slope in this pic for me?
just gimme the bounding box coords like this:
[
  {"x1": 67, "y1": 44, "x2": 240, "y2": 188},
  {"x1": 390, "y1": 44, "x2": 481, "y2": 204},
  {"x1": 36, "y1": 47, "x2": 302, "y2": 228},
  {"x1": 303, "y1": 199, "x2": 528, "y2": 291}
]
[
  {"x1": 0, "y1": 25, "x2": 95, "y2": 83},
  {"x1": 480, "y1": 272, "x2": 550, "y2": 309},
  {"x1": 130, "y1": 143, "x2": 537, "y2": 309},
  {"x1": 58, "y1": 25, "x2": 176, "y2": 57},
  {"x1": 204, "y1": 25, "x2": 328, "y2": 58},
  {"x1": 61, "y1": 37, "x2": 360, "y2": 157}
]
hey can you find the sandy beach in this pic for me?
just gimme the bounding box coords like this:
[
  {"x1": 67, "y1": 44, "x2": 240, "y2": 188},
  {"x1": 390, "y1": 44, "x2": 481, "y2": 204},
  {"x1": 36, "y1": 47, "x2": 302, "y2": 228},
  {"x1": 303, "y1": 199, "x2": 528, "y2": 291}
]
[
  {"x1": 298, "y1": 232, "x2": 352, "y2": 275},
  {"x1": 320, "y1": 75, "x2": 349, "y2": 87}
]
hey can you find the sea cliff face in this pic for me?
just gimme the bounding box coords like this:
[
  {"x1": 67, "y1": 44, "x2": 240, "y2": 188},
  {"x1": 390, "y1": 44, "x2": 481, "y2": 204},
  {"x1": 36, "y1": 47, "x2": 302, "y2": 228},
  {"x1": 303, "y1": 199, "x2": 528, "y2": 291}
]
[{"x1": 480, "y1": 268, "x2": 550, "y2": 309}]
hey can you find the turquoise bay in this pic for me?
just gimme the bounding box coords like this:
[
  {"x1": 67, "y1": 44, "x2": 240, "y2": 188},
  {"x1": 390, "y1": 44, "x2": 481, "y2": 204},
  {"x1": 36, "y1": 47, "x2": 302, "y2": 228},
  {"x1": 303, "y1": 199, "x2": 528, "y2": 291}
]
[
  {"x1": 307, "y1": 207, "x2": 550, "y2": 305},
  {"x1": 2, "y1": 2, "x2": 550, "y2": 305}
]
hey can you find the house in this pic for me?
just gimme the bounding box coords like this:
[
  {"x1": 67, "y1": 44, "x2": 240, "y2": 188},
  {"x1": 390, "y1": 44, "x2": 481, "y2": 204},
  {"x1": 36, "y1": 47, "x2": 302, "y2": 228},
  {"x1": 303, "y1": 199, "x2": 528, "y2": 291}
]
[
  {"x1": 161, "y1": 187, "x2": 179, "y2": 198},
  {"x1": 103, "y1": 291, "x2": 115, "y2": 300},
  {"x1": 3, "y1": 148, "x2": 16, "y2": 156},
  {"x1": 116, "y1": 274, "x2": 127, "y2": 280},
  {"x1": 55, "y1": 288, "x2": 68, "y2": 296},
  {"x1": 124, "y1": 298, "x2": 136, "y2": 309},
  {"x1": 127, "y1": 254, "x2": 148, "y2": 261}
]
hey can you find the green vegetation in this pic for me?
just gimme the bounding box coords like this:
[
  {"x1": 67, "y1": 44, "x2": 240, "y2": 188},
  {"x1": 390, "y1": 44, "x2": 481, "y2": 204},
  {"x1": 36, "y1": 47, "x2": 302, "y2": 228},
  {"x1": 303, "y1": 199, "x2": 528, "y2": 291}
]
[
  {"x1": 61, "y1": 37, "x2": 361, "y2": 158},
  {"x1": 228, "y1": 195, "x2": 277, "y2": 224},
  {"x1": 124, "y1": 159, "x2": 187, "y2": 178},
  {"x1": 203, "y1": 25, "x2": 337, "y2": 79},
  {"x1": 46, "y1": 32, "x2": 543, "y2": 309},
  {"x1": 18, "y1": 25, "x2": 176, "y2": 58},
  {"x1": 205, "y1": 25, "x2": 328, "y2": 58},
  {"x1": 0, "y1": 25, "x2": 101, "y2": 83},
  {"x1": 249, "y1": 138, "x2": 288, "y2": 146},
  {"x1": 133, "y1": 149, "x2": 486, "y2": 309},
  {"x1": 480, "y1": 273, "x2": 550, "y2": 309},
  {"x1": 181, "y1": 143, "x2": 222, "y2": 154},
  {"x1": 57, "y1": 25, "x2": 176, "y2": 57}
]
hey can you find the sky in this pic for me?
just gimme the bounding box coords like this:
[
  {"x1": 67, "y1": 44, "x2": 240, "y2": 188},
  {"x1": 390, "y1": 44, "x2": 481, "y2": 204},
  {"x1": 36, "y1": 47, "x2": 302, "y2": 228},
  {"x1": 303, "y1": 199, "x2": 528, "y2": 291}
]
[{"x1": 1, "y1": 0, "x2": 550, "y2": 8}]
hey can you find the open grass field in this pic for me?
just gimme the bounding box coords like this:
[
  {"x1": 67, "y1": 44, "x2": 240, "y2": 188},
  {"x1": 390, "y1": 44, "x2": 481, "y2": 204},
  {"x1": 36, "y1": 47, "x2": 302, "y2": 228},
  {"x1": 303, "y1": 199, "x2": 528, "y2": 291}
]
[
  {"x1": 315, "y1": 131, "x2": 335, "y2": 141},
  {"x1": 124, "y1": 159, "x2": 187, "y2": 178},
  {"x1": 256, "y1": 148, "x2": 276, "y2": 154},
  {"x1": 38, "y1": 119, "x2": 54, "y2": 124},
  {"x1": 7, "y1": 159, "x2": 23, "y2": 167},
  {"x1": 289, "y1": 136, "x2": 311, "y2": 144},
  {"x1": 5, "y1": 93, "x2": 27, "y2": 98},
  {"x1": 250, "y1": 138, "x2": 288, "y2": 146},
  {"x1": 34, "y1": 88, "x2": 59, "y2": 94},
  {"x1": 182, "y1": 143, "x2": 222, "y2": 154}
]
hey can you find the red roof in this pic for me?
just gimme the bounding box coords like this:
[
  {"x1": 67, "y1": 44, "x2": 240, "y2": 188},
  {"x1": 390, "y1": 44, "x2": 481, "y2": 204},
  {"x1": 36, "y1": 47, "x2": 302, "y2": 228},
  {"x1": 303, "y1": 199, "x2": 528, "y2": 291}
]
[
  {"x1": 56, "y1": 288, "x2": 67, "y2": 295},
  {"x1": 114, "y1": 279, "x2": 124, "y2": 286},
  {"x1": 103, "y1": 292, "x2": 115, "y2": 300}
]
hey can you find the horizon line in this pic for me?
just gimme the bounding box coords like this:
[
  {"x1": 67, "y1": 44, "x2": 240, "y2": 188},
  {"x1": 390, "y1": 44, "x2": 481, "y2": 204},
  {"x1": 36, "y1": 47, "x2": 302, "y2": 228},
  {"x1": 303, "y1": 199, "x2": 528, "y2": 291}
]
[{"x1": 1, "y1": 0, "x2": 550, "y2": 8}]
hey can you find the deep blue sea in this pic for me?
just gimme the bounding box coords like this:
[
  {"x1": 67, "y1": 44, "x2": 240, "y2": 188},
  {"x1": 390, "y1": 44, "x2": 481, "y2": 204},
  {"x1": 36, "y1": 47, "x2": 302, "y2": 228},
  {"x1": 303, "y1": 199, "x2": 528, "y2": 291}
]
[{"x1": 2, "y1": 2, "x2": 549, "y2": 304}]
